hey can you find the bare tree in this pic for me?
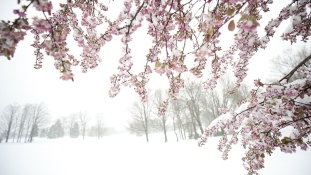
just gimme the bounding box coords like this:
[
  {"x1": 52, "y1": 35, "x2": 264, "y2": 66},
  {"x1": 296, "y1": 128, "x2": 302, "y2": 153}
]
[
  {"x1": 179, "y1": 74, "x2": 250, "y2": 138},
  {"x1": 201, "y1": 81, "x2": 227, "y2": 126},
  {"x1": 78, "y1": 111, "x2": 92, "y2": 140},
  {"x1": 183, "y1": 79, "x2": 204, "y2": 137},
  {"x1": 170, "y1": 98, "x2": 186, "y2": 141},
  {"x1": 28, "y1": 103, "x2": 49, "y2": 142},
  {"x1": 127, "y1": 99, "x2": 153, "y2": 142},
  {"x1": 17, "y1": 104, "x2": 32, "y2": 142},
  {"x1": 11, "y1": 109, "x2": 21, "y2": 143},
  {"x1": 182, "y1": 110, "x2": 193, "y2": 139},
  {"x1": 95, "y1": 113, "x2": 106, "y2": 139},
  {"x1": 59, "y1": 116, "x2": 68, "y2": 138},
  {"x1": 151, "y1": 89, "x2": 170, "y2": 142},
  {"x1": 1, "y1": 104, "x2": 20, "y2": 143},
  {"x1": 67, "y1": 113, "x2": 77, "y2": 138},
  {"x1": 24, "y1": 107, "x2": 33, "y2": 143},
  {"x1": 200, "y1": 74, "x2": 250, "y2": 136}
]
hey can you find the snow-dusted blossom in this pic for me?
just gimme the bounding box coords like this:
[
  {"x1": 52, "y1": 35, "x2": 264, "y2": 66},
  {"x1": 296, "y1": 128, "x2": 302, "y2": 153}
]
[
  {"x1": 200, "y1": 63, "x2": 311, "y2": 174},
  {"x1": 32, "y1": 17, "x2": 52, "y2": 34},
  {"x1": 32, "y1": 0, "x2": 53, "y2": 15},
  {"x1": 1, "y1": 1, "x2": 311, "y2": 173}
]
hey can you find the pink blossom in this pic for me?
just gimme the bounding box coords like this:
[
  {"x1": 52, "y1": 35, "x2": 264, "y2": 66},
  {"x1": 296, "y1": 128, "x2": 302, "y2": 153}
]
[{"x1": 1, "y1": 1, "x2": 311, "y2": 173}]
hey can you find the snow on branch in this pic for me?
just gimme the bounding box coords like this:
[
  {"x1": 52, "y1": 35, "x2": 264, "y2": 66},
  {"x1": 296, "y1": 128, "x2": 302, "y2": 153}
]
[
  {"x1": 199, "y1": 53, "x2": 311, "y2": 174},
  {"x1": 1, "y1": 1, "x2": 311, "y2": 173}
]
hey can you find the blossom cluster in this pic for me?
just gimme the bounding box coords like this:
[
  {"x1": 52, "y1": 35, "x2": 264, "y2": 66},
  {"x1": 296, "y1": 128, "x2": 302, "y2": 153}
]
[
  {"x1": 2, "y1": 0, "x2": 309, "y2": 102},
  {"x1": 199, "y1": 57, "x2": 311, "y2": 174},
  {"x1": 1, "y1": 0, "x2": 311, "y2": 173}
]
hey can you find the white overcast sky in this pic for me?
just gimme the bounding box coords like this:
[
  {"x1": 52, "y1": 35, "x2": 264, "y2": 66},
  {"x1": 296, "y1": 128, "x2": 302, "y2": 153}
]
[{"x1": 0, "y1": 0, "x2": 310, "y2": 129}]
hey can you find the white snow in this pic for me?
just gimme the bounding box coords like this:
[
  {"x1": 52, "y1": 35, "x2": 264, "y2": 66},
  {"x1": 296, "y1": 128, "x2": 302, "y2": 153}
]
[{"x1": 0, "y1": 132, "x2": 311, "y2": 175}]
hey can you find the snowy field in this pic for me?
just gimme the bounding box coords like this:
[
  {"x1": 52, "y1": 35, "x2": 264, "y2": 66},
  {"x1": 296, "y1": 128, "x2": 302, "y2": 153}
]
[{"x1": 1, "y1": 132, "x2": 311, "y2": 175}]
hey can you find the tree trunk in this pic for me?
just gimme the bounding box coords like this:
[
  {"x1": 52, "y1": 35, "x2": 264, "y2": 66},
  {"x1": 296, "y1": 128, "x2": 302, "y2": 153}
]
[
  {"x1": 143, "y1": 109, "x2": 149, "y2": 143},
  {"x1": 97, "y1": 127, "x2": 101, "y2": 139},
  {"x1": 144, "y1": 130, "x2": 149, "y2": 142},
  {"x1": 24, "y1": 118, "x2": 32, "y2": 143},
  {"x1": 5, "y1": 121, "x2": 13, "y2": 143},
  {"x1": 172, "y1": 117, "x2": 178, "y2": 142},
  {"x1": 186, "y1": 121, "x2": 192, "y2": 139},
  {"x1": 162, "y1": 117, "x2": 168, "y2": 142},
  {"x1": 196, "y1": 118, "x2": 204, "y2": 134},
  {"x1": 191, "y1": 115, "x2": 198, "y2": 139},
  {"x1": 12, "y1": 122, "x2": 18, "y2": 143},
  {"x1": 194, "y1": 106, "x2": 204, "y2": 134},
  {"x1": 187, "y1": 102, "x2": 199, "y2": 139},
  {"x1": 82, "y1": 126, "x2": 85, "y2": 140},
  {"x1": 163, "y1": 130, "x2": 168, "y2": 142},
  {"x1": 183, "y1": 125, "x2": 186, "y2": 140},
  {"x1": 24, "y1": 129, "x2": 29, "y2": 143},
  {"x1": 69, "y1": 128, "x2": 72, "y2": 138},
  {"x1": 17, "y1": 124, "x2": 24, "y2": 142}
]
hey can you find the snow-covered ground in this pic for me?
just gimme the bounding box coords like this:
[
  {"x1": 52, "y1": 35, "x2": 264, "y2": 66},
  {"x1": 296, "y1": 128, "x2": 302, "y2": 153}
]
[{"x1": 1, "y1": 132, "x2": 311, "y2": 175}]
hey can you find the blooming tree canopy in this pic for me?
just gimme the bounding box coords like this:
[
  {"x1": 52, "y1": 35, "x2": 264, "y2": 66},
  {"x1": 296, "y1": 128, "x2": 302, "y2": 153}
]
[{"x1": 1, "y1": 0, "x2": 311, "y2": 174}]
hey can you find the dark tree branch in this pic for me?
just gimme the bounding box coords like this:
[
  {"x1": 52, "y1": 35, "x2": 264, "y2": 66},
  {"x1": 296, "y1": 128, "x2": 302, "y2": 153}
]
[{"x1": 280, "y1": 54, "x2": 311, "y2": 83}]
